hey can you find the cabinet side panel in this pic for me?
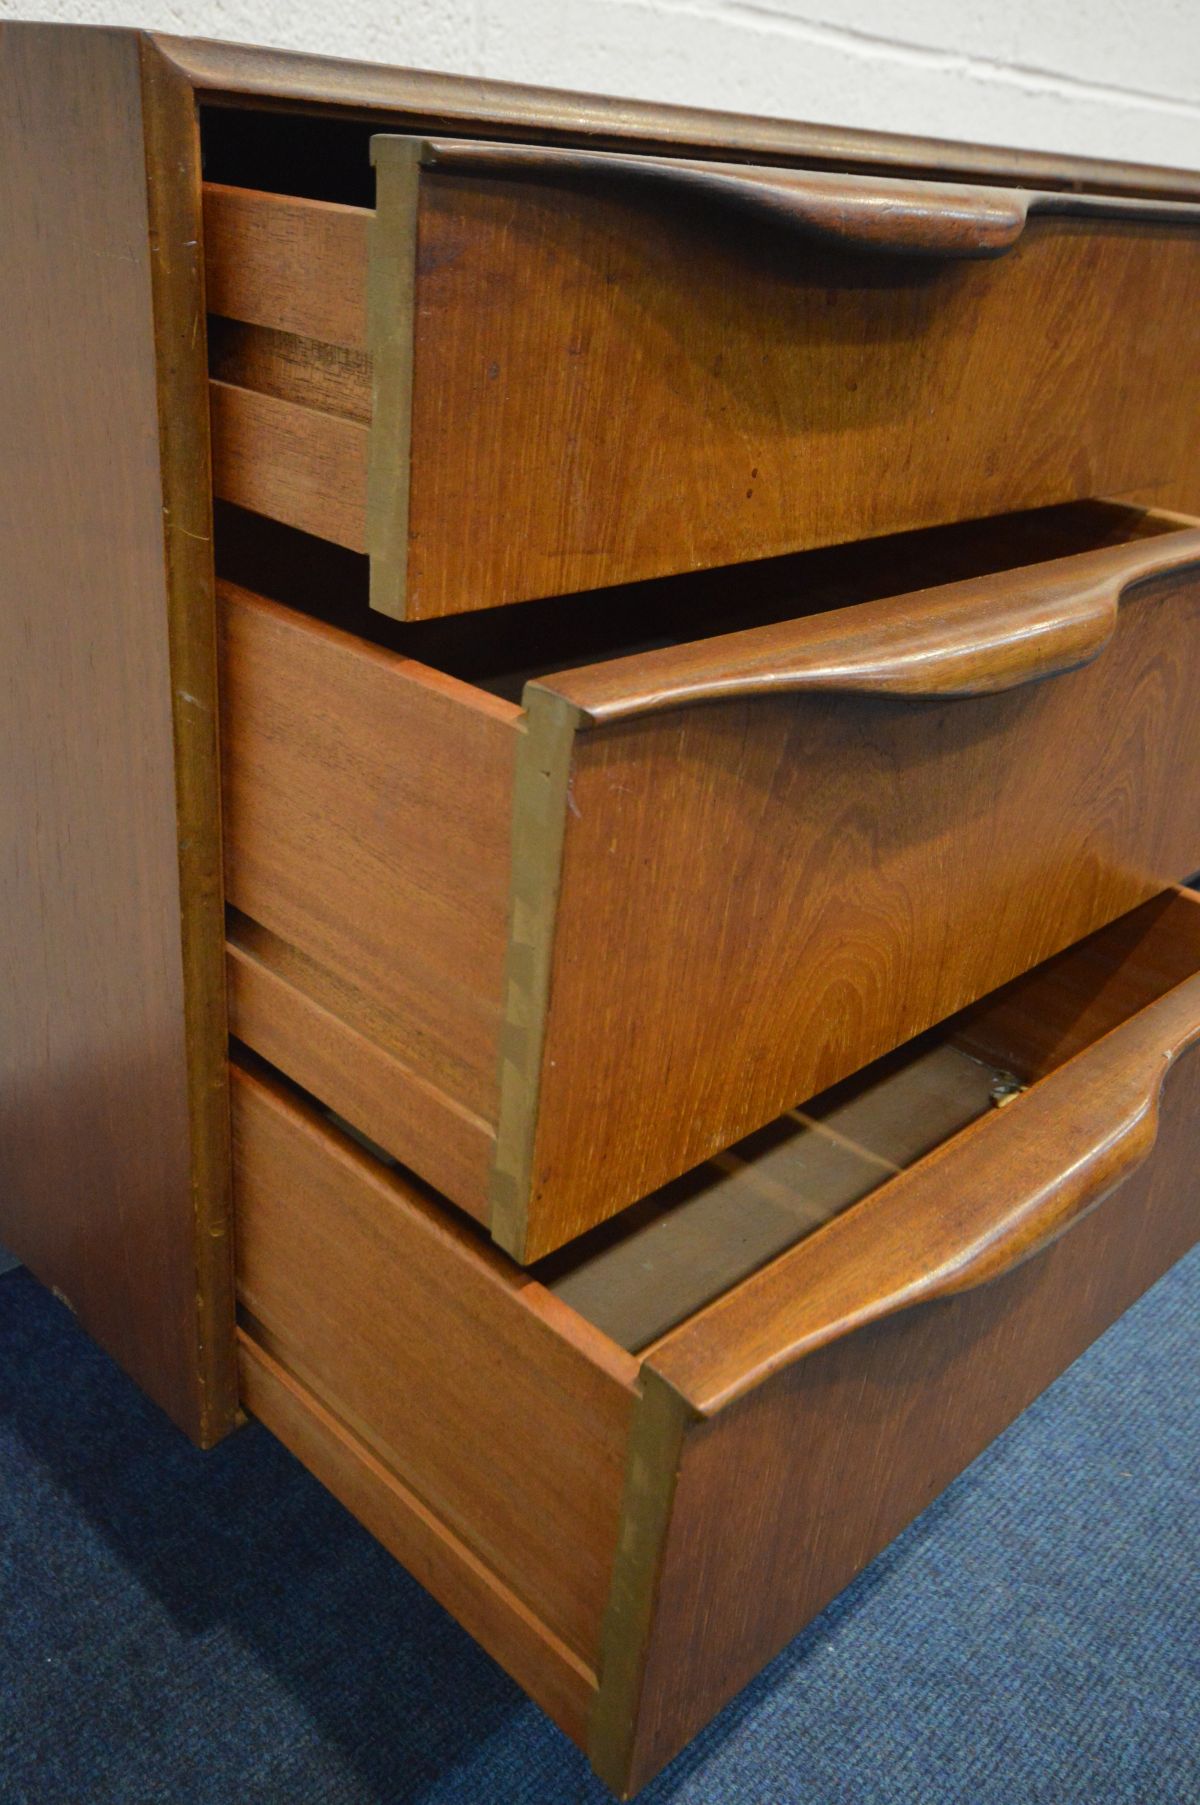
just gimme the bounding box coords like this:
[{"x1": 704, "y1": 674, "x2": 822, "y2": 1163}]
[{"x1": 0, "y1": 24, "x2": 234, "y2": 1442}]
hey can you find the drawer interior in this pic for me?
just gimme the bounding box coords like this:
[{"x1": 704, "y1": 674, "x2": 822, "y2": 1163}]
[
  {"x1": 217, "y1": 496, "x2": 1184, "y2": 703},
  {"x1": 535, "y1": 1040, "x2": 1014, "y2": 1351},
  {"x1": 203, "y1": 105, "x2": 378, "y2": 206},
  {"x1": 530, "y1": 889, "x2": 1200, "y2": 1351}
]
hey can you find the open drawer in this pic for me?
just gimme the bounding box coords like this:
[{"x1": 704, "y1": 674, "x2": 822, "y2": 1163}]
[
  {"x1": 221, "y1": 501, "x2": 1200, "y2": 1261},
  {"x1": 204, "y1": 141, "x2": 1200, "y2": 618},
  {"x1": 234, "y1": 889, "x2": 1200, "y2": 1796}
]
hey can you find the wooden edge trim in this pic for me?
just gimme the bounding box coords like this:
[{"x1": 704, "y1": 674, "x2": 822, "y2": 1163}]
[
  {"x1": 366, "y1": 135, "x2": 422, "y2": 619},
  {"x1": 139, "y1": 36, "x2": 238, "y2": 1447},
  {"x1": 410, "y1": 136, "x2": 1200, "y2": 257},
  {"x1": 649, "y1": 940, "x2": 1200, "y2": 1417},
  {"x1": 487, "y1": 690, "x2": 582, "y2": 1261},
  {"x1": 237, "y1": 1331, "x2": 597, "y2": 1744},
  {"x1": 148, "y1": 32, "x2": 1200, "y2": 206},
  {"x1": 527, "y1": 527, "x2": 1200, "y2": 726},
  {"x1": 588, "y1": 1369, "x2": 695, "y2": 1796}
]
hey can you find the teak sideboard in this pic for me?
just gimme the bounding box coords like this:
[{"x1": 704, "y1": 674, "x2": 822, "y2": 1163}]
[{"x1": 3, "y1": 22, "x2": 1200, "y2": 1795}]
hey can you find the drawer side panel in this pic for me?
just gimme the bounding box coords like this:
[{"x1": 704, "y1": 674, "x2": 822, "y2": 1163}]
[
  {"x1": 231, "y1": 1065, "x2": 637, "y2": 1668},
  {"x1": 238, "y1": 1334, "x2": 596, "y2": 1744},
  {"x1": 219, "y1": 585, "x2": 516, "y2": 1145}
]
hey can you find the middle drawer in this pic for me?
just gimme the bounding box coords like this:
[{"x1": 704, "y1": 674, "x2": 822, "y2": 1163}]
[{"x1": 220, "y1": 500, "x2": 1200, "y2": 1262}]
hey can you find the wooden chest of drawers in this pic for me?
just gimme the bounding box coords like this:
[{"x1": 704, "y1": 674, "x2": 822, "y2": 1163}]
[{"x1": 4, "y1": 21, "x2": 1200, "y2": 1798}]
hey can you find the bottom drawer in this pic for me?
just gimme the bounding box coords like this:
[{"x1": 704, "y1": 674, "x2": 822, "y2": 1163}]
[{"x1": 233, "y1": 888, "x2": 1200, "y2": 1797}]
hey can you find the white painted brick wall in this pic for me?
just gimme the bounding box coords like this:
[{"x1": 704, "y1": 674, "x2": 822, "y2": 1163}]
[{"x1": 5, "y1": 0, "x2": 1199, "y2": 170}]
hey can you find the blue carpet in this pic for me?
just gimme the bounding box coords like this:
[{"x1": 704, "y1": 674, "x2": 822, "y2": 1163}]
[{"x1": 1, "y1": 1254, "x2": 1198, "y2": 1805}]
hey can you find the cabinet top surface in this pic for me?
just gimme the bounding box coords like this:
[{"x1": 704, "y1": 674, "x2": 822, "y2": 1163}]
[{"x1": 6, "y1": 19, "x2": 1196, "y2": 200}]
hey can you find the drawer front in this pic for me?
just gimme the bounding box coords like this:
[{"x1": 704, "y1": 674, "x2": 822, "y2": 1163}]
[
  {"x1": 221, "y1": 520, "x2": 1200, "y2": 1261},
  {"x1": 235, "y1": 896, "x2": 1200, "y2": 1797},
  {"x1": 501, "y1": 526, "x2": 1200, "y2": 1257},
  {"x1": 595, "y1": 890, "x2": 1200, "y2": 1793},
  {"x1": 207, "y1": 150, "x2": 1200, "y2": 618},
  {"x1": 606, "y1": 1037, "x2": 1200, "y2": 1792}
]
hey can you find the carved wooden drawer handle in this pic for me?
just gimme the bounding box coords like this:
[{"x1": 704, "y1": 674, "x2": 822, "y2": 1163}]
[
  {"x1": 528, "y1": 529, "x2": 1200, "y2": 727},
  {"x1": 652, "y1": 964, "x2": 1200, "y2": 1417},
  {"x1": 386, "y1": 136, "x2": 1200, "y2": 261}
]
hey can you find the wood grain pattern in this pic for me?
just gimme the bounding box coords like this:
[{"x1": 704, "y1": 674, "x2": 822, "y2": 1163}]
[
  {"x1": 219, "y1": 518, "x2": 1200, "y2": 1261},
  {"x1": 204, "y1": 181, "x2": 369, "y2": 347},
  {"x1": 11, "y1": 33, "x2": 1200, "y2": 1792},
  {"x1": 367, "y1": 136, "x2": 422, "y2": 620},
  {"x1": 139, "y1": 37, "x2": 239, "y2": 1444},
  {"x1": 0, "y1": 23, "x2": 236, "y2": 1443},
  {"x1": 1131, "y1": 474, "x2": 1200, "y2": 517},
  {"x1": 207, "y1": 162, "x2": 1200, "y2": 616},
  {"x1": 399, "y1": 184, "x2": 1200, "y2": 614},
  {"x1": 515, "y1": 548, "x2": 1200, "y2": 1257},
  {"x1": 232, "y1": 1061, "x2": 638, "y2": 1670},
  {"x1": 232, "y1": 887, "x2": 1200, "y2": 1796},
  {"x1": 210, "y1": 379, "x2": 368, "y2": 550},
  {"x1": 955, "y1": 885, "x2": 1200, "y2": 1080},
  {"x1": 208, "y1": 318, "x2": 372, "y2": 423},
  {"x1": 605, "y1": 1026, "x2": 1200, "y2": 1792},
  {"x1": 238, "y1": 1334, "x2": 597, "y2": 1744},
  {"x1": 214, "y1": 496, "x2": 1174, "y2": 699},
  {"x1": 218, "y1": 583, "x2": 518, "y2": 1211}
]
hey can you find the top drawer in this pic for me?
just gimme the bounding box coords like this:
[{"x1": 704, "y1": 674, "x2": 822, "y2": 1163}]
[{"x1": 206, "y1": 142, "x2": 1200, "y2": 618}]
